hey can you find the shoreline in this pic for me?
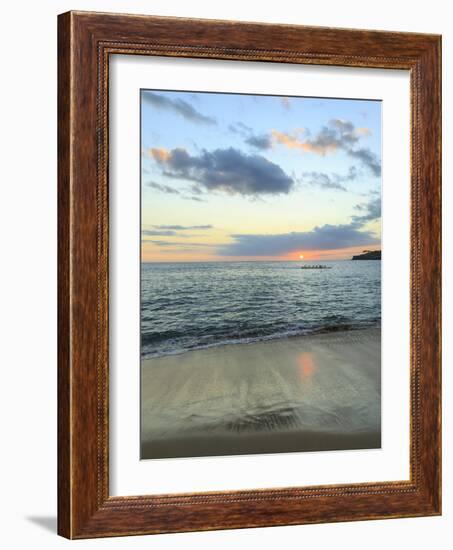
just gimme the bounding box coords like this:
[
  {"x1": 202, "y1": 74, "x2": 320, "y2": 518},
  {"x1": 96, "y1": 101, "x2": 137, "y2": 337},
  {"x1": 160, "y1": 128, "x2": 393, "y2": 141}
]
[
  {"x1": 141, "y1": 328, "x2": 381, "y2": 460},
  {"x1": 141, "y1": 322, "x2": 381, "y2": 361}
]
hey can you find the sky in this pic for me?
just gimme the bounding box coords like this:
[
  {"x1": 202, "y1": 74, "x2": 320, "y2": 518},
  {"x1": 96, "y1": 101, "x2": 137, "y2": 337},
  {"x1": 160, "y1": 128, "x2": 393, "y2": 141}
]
[{"x1": 141, "y1": 89, "x2": 381, "y2": 262}]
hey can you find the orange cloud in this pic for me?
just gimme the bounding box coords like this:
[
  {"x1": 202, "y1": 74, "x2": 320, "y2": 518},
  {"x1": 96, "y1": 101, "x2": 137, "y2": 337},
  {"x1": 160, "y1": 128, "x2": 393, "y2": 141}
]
[
  {"x1": 300, "y1": 141, "x2": 338, "y2": 155},
  {"x1": 272, "y1": 123, "x2": 372, "y2": 156},
  {"x1": 271, "y1": 129, "x2": 338, "y2": 155},
  {"x1": 149, "y1": 147, "x2": 171, "y2": 162},
  {"x1": 271, "y1": 130, "x2": 308, "y2": 150}
]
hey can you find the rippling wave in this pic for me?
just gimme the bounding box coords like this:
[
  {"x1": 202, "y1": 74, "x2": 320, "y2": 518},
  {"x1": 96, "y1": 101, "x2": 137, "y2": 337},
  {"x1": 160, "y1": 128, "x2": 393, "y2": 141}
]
[{"x1": 141, "y1": 261, "x2": 381, "y2": 358}]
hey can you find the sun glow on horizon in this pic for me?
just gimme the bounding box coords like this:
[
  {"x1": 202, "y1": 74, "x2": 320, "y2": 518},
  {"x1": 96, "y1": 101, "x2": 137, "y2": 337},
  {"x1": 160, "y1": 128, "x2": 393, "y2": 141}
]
[{"x1": 141, "y1": 91, "x2": 381, "y2": 263}]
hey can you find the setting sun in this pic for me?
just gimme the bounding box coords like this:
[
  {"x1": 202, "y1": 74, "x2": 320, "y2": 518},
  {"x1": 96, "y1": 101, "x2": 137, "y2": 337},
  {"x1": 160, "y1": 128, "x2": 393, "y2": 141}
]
[{"x1": 299, "y1": 255, "x2": 304, "y2": 259}]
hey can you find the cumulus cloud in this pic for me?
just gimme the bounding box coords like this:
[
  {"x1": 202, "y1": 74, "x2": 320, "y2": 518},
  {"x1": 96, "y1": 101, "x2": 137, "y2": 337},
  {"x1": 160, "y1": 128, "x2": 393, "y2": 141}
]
[
  {"x1": 271, "y1": 129, "x2": 311, "y2": 152},
  {"x1": 347, "y1": 148, "x2": 381, "y2": 177},
  {"x1": 228, "y1": 122, "x2": 273, "y2": 151},
  {"x1": 228, "y1": 123, "x2": 273, "y2": 151},
  {"x1": 142, "y1": 92, "x2": 217, "y2": 125},
  {"x1": 228, "y1": 122, "x2": 252, "y2": 136},
  {"x1": 219, "y1": 192, "x2": 381, "y2": 256},
  {"x1": 272, "y1": 119, "x2": 381, "y2": 177},
  {"x1": 146, "y1": 181, "x2": 207, "y2": 201},
  {"x1": 146, "y1": 181, "x2": 180, "y2": 194},
  {"x1": 273, "y1": 119, "x2": 358, "y2": 155},
  {"x1": 302, "y1": 174, "x2": 346, "y2": 191},
  {"x1": 149, "y1": 146, "x2": 294, "y2": 196},
  {"x1": 228, "y1": 118, "x2": 378, "y2": 177},
  {"x1": 352, "y1": 196, "x2": 381, "y2": 223},
  {"x1": 245, "y1": 134, "x2": 273, "y2": 151},
  {"x1": 219, "y1": 224, "x2": 380, "y2": 256},
  {"x1": 302, "y1": 166, "x2": 358, "y2": 191}
]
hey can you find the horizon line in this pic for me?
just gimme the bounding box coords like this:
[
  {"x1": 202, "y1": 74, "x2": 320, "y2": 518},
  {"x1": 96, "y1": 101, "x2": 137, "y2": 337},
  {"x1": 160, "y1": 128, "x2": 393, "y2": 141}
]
[{"x1": 141, "y1": 258, "x2": 364, "y2": 264}]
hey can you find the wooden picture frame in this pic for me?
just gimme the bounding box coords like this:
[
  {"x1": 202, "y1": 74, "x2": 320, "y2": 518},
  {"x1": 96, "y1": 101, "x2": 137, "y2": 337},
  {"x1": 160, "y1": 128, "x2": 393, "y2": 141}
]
[{"x1": 58, "y1": 10, "x2": 441, "y2": 539}]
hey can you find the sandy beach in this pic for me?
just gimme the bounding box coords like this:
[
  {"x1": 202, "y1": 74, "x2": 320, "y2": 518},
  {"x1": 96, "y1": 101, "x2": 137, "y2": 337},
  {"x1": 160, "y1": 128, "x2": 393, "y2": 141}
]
[{"x1": 141, "y1": 328, "x2": 381, "y2": 459}]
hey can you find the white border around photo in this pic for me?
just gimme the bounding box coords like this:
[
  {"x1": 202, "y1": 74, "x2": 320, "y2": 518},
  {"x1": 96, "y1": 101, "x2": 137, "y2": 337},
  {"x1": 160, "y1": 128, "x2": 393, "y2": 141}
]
[{"x1": 109, "y1": 55, "x2": 410, "y2": 497}]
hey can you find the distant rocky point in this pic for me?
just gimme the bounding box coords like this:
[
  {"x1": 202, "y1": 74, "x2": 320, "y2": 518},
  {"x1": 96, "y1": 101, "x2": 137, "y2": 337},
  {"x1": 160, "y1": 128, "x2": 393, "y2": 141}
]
[{"x1": 352, "y1": 250, "x2": 381, "y2": 260}]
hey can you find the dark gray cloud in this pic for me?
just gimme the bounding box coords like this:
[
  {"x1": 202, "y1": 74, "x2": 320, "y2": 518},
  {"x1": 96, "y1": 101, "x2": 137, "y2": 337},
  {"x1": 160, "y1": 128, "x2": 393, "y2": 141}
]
[
  {"x1": 273, "y1": 119, "x2": 380, "y2": 177},
  {"x1": 330, "y1": 119, "x2": 357, "y2": 139},
  {"x1": 347, "y1": 148, "x2": 381, "y2": 177},
  {"x1": 228, "y1": 122, "x2": 253, "y2": 136},
  {"x1": 146, "y1": 181, "x2": 206, "y2": 201},
  {"x1": 142, "y1": 227, "x2": 209, "y2": 237},
  {"x1": 302, "y1": 118, "x2": 359, "y2": 153},
  {"x1": 302, "y1": 166, "x2": 358, "y2": 192},
  {"x1": 352, "y1": 196, "x2": 381, "y2": 223},
  {"x1": 219, "y1": 192, "x2": 381, "y2": 256},
  {"x1": 144, "y1": 240, "x2": 214, "y2": 247},
  {"x1": 310, "y1": 120, "x2": 380, "y2": 176},
  {"x1": 150, "y1": 147, "x2": 294, "y2": 196},
  {"x1": 228, "y1": 122, "x2": 273, "y2": 151},
  {"x1": 152, "y1": 224, "x2": 213, "y2": 230},
  {"x1": 303, "y1": 173, "x2": 346, "y2": 191},
  {"x1": 228, "y1": 121, "x2": 273, "y2": 151},
  {"x1": 245, "y1": 134, "x2": 273, "y2": 151},
  {"x1": 142, "y1": 92, "x2": 217, "y2": 125},
  {"x1": 146, "y1": 181, "x2": 180, "y2": 194},
  {"x1": 142, "y1": 229, "x2": 179, "y2": 236},
  {"x1": 219, "y1": 224, "x2": 380, "y2": 256},
  {"x1": 182, "y1": 196, "x2": 205, "y2": 202}
]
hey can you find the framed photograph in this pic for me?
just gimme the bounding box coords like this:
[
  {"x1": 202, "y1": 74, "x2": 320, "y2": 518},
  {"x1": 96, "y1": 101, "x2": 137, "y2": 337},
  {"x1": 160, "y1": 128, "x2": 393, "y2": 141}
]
[{"x1": 58, "y1": 11, "x2": 441, "y2": 538}]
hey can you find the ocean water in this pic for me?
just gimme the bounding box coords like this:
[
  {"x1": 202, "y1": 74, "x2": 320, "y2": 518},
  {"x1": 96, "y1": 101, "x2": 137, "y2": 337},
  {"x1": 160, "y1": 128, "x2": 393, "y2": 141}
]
[{"x1": 141, "y1": 260, "x2": 381, "y2": 359}]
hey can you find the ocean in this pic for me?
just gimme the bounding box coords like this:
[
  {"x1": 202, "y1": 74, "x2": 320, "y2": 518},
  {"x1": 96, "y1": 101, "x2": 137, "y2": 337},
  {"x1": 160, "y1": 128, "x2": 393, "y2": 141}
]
[{"x1": 140, "y1": 260, "x2": 381, "y2": 359}]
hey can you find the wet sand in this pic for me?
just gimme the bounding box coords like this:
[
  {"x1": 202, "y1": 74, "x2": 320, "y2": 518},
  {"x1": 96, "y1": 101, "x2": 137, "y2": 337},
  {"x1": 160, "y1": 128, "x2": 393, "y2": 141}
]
[{"x1": 141, "y1": 328, "x2": 381, "y2": 459}]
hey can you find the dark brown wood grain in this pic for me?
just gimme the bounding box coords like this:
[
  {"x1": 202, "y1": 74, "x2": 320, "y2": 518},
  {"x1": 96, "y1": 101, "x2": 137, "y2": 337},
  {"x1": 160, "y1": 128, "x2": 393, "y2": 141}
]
[
  {"x1": 57, "y1": 11, "x2": 71, "y2": 538},
  {"x1": 57, "y1": 10, "x2": 441, "y2": 539}
]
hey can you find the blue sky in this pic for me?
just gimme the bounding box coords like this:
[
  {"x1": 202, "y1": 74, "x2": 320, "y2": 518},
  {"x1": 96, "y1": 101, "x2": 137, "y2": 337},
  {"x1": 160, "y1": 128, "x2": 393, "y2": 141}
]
[{"x1": 141, "y1": 89, "x2": 381, "y2": 262}]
